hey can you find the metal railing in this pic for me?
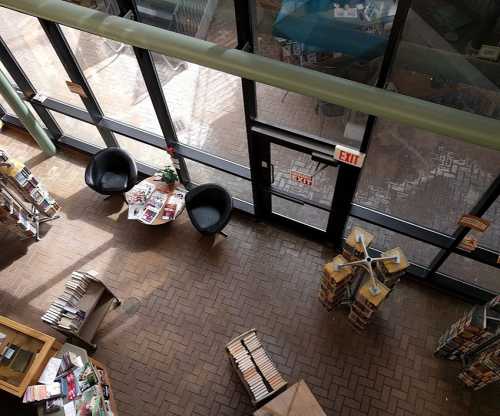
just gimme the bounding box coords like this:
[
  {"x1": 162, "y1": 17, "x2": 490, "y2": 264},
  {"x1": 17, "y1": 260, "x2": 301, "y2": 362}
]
[{"x1": 1, "y1": 0, "x2": 499, "y2": 151}]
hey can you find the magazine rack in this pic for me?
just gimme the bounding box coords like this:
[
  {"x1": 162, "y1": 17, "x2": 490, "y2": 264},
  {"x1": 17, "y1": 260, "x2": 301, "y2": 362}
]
[{"x1": 0, "y1": 150, "x2": 60, "y2": 240}]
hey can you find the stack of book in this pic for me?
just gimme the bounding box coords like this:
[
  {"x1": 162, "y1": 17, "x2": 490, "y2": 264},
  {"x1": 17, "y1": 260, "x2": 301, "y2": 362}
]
[
  {"x1": 343, "y1": 226, "x2": 374, "y2": 261},
  {"x1": 435, "y1": 297, "x2": 500, "y2": 360},
  {"x1": 375, "y1": 247, "x2": 409, "y2": 289},
  {"x1": 348, "y1": 280, "x2": 390, "y2": 330},
  {"x1": 41, "y1": 271, "x2": 98, "y2": 333},
  {"x1": 319, "y1": 255, "x2": 353, "y2": 311},
  {"x1": 226, "y1": 329, "x2": 287, "y2": 405},
  {"x1": 458, "y1": 347, "x2": 500, "y2": 390},
  {"x1": 0, "y1": 189, "x2": 37, "y2": 239},
  {"x1": 22, "y1": 382, "x2": 62, "y2": 403}
]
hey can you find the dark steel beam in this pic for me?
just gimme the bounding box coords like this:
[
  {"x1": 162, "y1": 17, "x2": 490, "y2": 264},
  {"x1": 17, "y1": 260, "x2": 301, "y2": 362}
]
[{"x1": 114, "y1": 0, "x2": 190, "y2": 184}]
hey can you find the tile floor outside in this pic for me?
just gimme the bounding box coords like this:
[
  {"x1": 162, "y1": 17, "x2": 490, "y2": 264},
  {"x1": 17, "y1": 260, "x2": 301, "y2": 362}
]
[{"x1": 1, "y1": 127, "x2": 500, "y2": 416}]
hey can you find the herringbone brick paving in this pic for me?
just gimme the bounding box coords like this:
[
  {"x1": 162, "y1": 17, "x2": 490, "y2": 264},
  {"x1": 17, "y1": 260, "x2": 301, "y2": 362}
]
[{"x1": 0, "y1": 128, "x2": 499, "y2": 415}]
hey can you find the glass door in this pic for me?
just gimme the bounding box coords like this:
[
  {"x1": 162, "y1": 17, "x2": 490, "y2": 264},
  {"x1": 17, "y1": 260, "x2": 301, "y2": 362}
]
[{"x1": 269, "y1": 143, "x2": 338, "y2": 231}]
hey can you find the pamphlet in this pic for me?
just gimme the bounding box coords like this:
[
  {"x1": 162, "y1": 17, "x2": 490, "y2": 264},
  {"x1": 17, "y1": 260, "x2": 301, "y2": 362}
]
[
  {"x1": 141, "y1": 191, "x2": 167, "y2": 224},
  {"x1": 162, "y1": 192, "x2": 185, "y2": 220},
  {"x1": 128, "y1": 204, "x2": 144, "y2": 220},
  {"x1": 127, "y1": 182, "x2": 154, "y2": 205},
  {"x1": 39, "y1": 357, "x2": 63, "y2": 384}
]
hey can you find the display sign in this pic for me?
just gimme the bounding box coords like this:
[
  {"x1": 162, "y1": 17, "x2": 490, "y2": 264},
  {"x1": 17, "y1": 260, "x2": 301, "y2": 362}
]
[
  {"x1": 65, "y1": 81, "x2": 87, "y2": 98},
  {"x1": 458, "y1": 215, "x2": 490, "y2": 232},
  {"x1": 334, "y1": 145, "x2": 365, "y2": 168},
  {"x1": 290, "y1": 170, "x2": 313, "y2": 186},
  {"x1": 458, "y1": 236, "x2": 479, "y2": 253}
]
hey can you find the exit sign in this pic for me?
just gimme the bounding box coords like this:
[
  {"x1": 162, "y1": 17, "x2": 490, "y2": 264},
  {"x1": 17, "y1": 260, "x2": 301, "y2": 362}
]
[
  {"x1": 334, "y1": 145, "x2": 365, "y2": 168},
  {"x1": 290, "y1": 170, "x2": 313, "y2": 186}
]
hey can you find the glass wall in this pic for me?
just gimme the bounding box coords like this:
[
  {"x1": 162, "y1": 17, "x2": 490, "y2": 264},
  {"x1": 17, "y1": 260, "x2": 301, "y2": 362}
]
[{"x1": 0, "y1": 1, "x2": 498, "y2": 302}]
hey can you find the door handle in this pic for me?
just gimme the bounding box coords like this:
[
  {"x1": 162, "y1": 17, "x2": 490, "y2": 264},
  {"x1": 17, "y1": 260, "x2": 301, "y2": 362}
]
[{"x1": 270, "y1": 163, "x2": 275, "y2": 184}]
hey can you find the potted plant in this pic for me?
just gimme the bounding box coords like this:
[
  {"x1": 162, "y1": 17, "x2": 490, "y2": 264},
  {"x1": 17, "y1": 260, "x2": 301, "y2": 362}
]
[{"x1": 160, "y1": 166, "x2": 178, "y2": 192}]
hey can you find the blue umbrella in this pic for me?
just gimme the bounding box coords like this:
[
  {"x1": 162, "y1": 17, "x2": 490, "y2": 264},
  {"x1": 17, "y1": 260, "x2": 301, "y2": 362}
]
[{"x1": 272, "y1": 0, "x2": 394, "y2": 61}]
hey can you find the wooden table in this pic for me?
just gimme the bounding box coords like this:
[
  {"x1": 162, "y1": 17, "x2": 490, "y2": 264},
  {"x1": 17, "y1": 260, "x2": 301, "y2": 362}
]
[{"x1": 125, "y1": 176, "x2": 186, "y2": 225}]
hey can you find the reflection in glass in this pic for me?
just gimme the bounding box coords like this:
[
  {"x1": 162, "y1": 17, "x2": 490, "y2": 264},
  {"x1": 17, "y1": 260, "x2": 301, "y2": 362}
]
[
  {"x1": 390, "y1": 0, "x2": 500, "y2": 120},
  {"x1": 439, "y1": 254, "x2": 500, "y2": 293},
  {"x1": 255, "y1": 0, "x2": 395, "y2": 142},
  {"x1": 50, "y1": 111, "x2": 105, "y2": 148},
  {"x1": 355, "y1": 118, "x2": 500, "y2": 235},
  {"x1": 0, "y1": 8, "x2": 84, "y2": 109},
  {"x1": 156, "y1": 57, "x2": 249, "y2": 167},
  {"x1": 61, "y1": 26, "x2": 163, "y2": 135},
  {"x1": 135, "y1": 0, "x2": 237, "y2": 47}
]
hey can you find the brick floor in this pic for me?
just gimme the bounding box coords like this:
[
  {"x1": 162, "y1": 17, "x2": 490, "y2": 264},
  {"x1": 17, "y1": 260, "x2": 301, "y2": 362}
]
[{"x1": 1, "y1": 128, "x2": 499, "y2": 415}]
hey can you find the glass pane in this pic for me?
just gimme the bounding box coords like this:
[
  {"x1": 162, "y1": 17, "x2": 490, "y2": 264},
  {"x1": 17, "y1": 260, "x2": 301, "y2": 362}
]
[
  {"x1": 50, "y1": 111, "x2": 105, "y2": 148},
  {"x1": 185, "y1": 159, "x2": 252, "y2": 203},
  {"x1": 115, "y1": 134, "x2": 174, "y2": 170},
  {"x1": 482, "y1": 198, "x2": 499, "y2": 251},
  {"x1": 61, "y1": 26, "x2": 163, "y2": 135},
  {"x1": 136, "y1": 0, "x2": 237, "y2": 47},
  {"x1": 355, "y1": 118, "x2": 500, "y2": 235},
  {"x1": 0, "y1": 321, "x2": 44, "y2": 387},
  {"x1": 346, "y1": 217, "x2": 440, "y2": 267},
  {"x1": 257, "y1": 84, "x2": 366, "y2": 148},
  {"x1": 0, "y1": 8, "x2": 84, "y2": 108},
  {"x1": 391, "y1": 0, "x2": 500, "y2": 120},
  {"x1": 156, "y1": 57, "x2": 249, "y2": 166},
  {"x1": 439, "y1": 254, "x2": 500, "y2": 293},
  {"x1": 272, "y1": 195, "x2": 330, "y2": 230},
  {"x1": 271, "y1": 143, "x2": 336, "y2": 206}
]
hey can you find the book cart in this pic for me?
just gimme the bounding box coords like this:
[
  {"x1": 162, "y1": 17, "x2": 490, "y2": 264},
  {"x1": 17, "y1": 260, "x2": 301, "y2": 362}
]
[
  {"x1": 42, "y1": 271, "x2": 120, "y2": 353},
  {"x1": 225, "y1": 329, "x2": 287, "y2": 406},
  {"x1": 435, "y1": 296, "x2": 500, "y2": 390},
  {"x1": 0, "y1": 150, "x2": 60, "y2": 240},
  {"x1": 319, "y1": 226, "x2": 409, "y2": 330}
]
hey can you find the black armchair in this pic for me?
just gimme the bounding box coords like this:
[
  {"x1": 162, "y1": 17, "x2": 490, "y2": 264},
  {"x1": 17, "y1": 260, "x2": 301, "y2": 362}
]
[
  {"x1": 85, "y1": 148, "x2": 138, "y2": 195},
  {"x1": 185, "y1": 184, "x2": 232, "y2": 236}
]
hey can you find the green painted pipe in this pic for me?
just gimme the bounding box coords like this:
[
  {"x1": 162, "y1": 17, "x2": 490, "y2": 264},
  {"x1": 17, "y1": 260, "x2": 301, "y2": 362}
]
[
  {"x1": 0, "y1": 0, "x2": 499, "y2": 151},
  {"x1": 0, "y1": 67, "x2": 56, "y2": 155}
]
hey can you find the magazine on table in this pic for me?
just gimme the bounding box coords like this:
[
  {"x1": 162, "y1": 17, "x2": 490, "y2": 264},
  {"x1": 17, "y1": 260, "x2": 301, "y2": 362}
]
[
  {"x1": 162, "y1": 192, "x2": 185, "y2": 220},
  {"x1": 127, "y1": 182, "x2": 155, "y2": 205},
  {"x1": 141, "y1": 191, "x2": 167, "y2": 224},
  {"x1": 127, "y1": 204, "x2": 144, "y2": 220}
]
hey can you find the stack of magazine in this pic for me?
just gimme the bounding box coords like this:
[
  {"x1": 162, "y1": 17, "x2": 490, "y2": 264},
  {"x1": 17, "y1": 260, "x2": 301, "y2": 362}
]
[
  {"x1": 127, "y1": 180, "x2": 185, "y2": 224},
  {"x1": 41, "y1": 271, "x2": 98, "y2": 333}
]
